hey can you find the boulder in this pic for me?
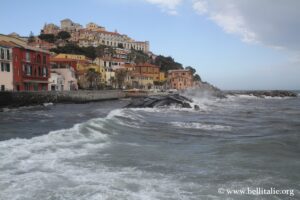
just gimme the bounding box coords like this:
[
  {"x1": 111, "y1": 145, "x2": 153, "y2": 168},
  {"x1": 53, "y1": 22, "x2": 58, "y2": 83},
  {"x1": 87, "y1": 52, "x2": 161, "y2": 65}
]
[{"x1": 126, "y1": 94, "x2": 195, "y2": 109}]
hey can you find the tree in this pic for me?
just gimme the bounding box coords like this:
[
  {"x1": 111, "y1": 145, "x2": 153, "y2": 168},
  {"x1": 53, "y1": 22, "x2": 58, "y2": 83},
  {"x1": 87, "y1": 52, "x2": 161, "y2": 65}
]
[
  {"x1": 115, "y1": 69, "x2": 127, "y2": 89},
  {"x1": 50, "y1": 43, "x2": 97, "y2": 59},
  {"x1": 38, "y1": 34, "x2": 56, "y2": 43},
  {"x1": 85, "y1": 68, "x2": 101, "y2": 89},
  {"x1": 56, "y1": 31, "x2": 71, "y2": 40},
  {"x1": 82, "y1": 46, "x2": 96, "y2": 60},
  {"x1": 154, "y1": 55, "x2": 183, "y2": 72},
  {"x1": 185, "y1": 66, "x2": 196, "y2": 75},
  {"x1": 95, "y1": 45, "x2": 106, "y2": 58},
  {"x1": 28, "y1": 31, "x2": 35, "y2": 43},
  {"x1": 105, "y1": 46, "x2": 116, "y2": 57},
  {"x1": 193, "y1": 74, "x2": 201, "y2": 82},
  {"x1": 128, "y1": 49, "x2": 150, "y2": 64}
]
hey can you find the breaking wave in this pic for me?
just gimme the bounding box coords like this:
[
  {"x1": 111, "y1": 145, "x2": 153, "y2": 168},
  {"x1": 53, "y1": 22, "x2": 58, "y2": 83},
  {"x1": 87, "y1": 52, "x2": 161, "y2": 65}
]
[{"x1": 170, "y1": 122, "x2": 232, "y2": 131}]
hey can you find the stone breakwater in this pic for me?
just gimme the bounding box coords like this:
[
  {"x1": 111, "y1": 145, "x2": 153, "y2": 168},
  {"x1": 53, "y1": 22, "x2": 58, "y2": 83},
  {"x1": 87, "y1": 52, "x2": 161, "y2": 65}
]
[
  {"x1": 0, "y1": 90, "x2": 125, "y2": 109},
  {"x1": 225, "y1": 90, "x2": 298, "y2": 98}
]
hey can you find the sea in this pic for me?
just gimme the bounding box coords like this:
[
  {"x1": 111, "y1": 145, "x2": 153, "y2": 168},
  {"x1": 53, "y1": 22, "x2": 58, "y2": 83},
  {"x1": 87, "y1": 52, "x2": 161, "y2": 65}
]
[{"x1": 0, "y1": 90, "x2": 299, "y2": 200}]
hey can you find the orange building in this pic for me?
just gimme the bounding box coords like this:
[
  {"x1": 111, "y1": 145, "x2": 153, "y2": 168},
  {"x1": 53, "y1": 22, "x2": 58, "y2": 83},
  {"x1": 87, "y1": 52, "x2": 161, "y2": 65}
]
[
  {"x1": 134, "y1": 63, "x2": 160, "y2": 82},
  {"x1": 168, "y1": 69, "x2": 194, "y2": 90}
]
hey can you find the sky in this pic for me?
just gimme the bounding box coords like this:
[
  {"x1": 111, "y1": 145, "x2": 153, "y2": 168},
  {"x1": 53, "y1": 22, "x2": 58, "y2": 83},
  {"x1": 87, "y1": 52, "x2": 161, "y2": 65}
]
[{"x1": 1, "y1": 0, "x2": 299, "y2": 90}]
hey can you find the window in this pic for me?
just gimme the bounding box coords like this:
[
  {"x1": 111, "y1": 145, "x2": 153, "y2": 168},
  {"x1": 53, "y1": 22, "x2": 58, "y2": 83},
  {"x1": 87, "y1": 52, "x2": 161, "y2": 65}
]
[
  {"x1": 1, "y1": 63, "x2": 4, "y2": 71},
  {"x1": 6, "y1": 50, "x2": 10, "y2": 60},
  {"x1": 34, "y1": 83, "x2": 38, "y2": 91},
  {"x1": 6, "y1": 63, "x2": 10, "y2": 72},
  {"x1": 36, "y1": 54, "x2": 41, "y2": 63},
  {"x1": 26, "y1": 52, "x2": 30, "y2": 62},
  {"x1": 1, "y1": 85, "x2": 5, "y2": 91},
  {"x1": 43, "y1": 55, "x2": 47, "y2": 64},
  {"x1": 24, "y1": 83, "x2": 31, "y2": 91},
  {"x1": 42, "y1": 84, "x2": 47, "y2": 91},
  {"x1": 43, "y1": 67, "x2": 47, "y2": 77},
  {"x1": 0, "y1": 49, "x2": 4, "y2": 59},
  {"x1": 26, "y1": 65, "x2": 32, "y2": 75}
]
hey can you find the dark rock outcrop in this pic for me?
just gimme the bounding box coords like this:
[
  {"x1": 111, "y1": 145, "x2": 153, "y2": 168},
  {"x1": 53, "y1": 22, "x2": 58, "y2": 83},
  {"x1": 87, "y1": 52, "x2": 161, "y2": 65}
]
[
  {"x1": 225, "y1": 90, "x2": 297, "y2": 98},
  {"x1": 126, "y1": 94, "x2": 194, "y2": 108}
]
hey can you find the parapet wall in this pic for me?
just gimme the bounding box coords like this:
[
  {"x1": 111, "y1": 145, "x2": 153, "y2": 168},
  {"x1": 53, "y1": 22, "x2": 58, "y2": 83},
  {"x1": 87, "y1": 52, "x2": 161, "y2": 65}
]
[{"x1": 0, "y1": 90, "x2": 125, "y2": 108}]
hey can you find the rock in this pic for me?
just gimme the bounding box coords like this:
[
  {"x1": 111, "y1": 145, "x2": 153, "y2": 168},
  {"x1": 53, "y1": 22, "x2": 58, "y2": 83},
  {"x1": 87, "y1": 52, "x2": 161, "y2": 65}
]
[
  {"x1": 194, "y1": 105, "x2": 200, "y2": 110},
  {"x1": 225, "y1": 90, "x2": 297, "y2": 98},
  {"x1": 126, "y1": 94, "x2": 195, "y2": 108}
]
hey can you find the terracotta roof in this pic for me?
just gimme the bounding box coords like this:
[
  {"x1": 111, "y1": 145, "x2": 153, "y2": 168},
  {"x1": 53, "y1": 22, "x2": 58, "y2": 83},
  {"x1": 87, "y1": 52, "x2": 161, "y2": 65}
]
[
  {"x1": 0, "y1": 40, "x2": 15, "y2": 47},
  {"x1": 132, "y1": 73, "x2": 153, "y2": 78},
  {"x1": 111, "y1": 58, "x2": 126, "y2": 62},
  {"x1": 168, "y1": 69, "x2": 191, "y2": 72},
  {"x1": 121, "y1": 63, "x2": 136, "y2": 68},
  {"x1": 0, "y1": 34, "x2": 50, "y2": 54}
]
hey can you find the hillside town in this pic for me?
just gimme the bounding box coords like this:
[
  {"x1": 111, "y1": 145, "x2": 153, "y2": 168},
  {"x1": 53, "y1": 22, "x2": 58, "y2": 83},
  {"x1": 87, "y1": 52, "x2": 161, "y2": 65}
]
[{"x1": 0, "y1": 19, "x2": 202, "y2": 92}]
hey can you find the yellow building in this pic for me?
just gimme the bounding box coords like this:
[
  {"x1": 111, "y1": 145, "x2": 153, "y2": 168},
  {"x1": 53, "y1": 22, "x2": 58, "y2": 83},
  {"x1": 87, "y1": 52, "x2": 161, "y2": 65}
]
[
  {"x1": 54, "y1": 53, "x2": 87, "y2": 61},
  {"x1": 77, "y1": 63, "x2": 106, "y2": 82},
  {"x1": 159, "y1": 72, "x2": 166, "y2": 82},
  {"x1": 131, "y1": 74, "x2": 154, "y2": 90}
]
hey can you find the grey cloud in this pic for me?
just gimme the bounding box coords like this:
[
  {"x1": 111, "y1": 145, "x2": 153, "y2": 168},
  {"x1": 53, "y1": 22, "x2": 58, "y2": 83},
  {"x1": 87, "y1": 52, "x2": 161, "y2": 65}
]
[{"x1": 193, "y1": 0, "x2": 300, "y2": 51}]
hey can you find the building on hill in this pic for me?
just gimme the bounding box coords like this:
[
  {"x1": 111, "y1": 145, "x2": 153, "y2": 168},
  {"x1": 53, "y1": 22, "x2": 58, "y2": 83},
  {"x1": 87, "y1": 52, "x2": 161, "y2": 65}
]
[
  {"x1": 40, "y1": 19, "x2": 150, "y2": 53},
  {"x1": 0, "y1": 34, "x2": 51, "y2": 91},
  {"x1": 50, "y1": 54, "x2": 90, "y2": 74},
  {"x1": 42, "y1": 23, "x2": 60, "y2": 35},
  {"x1": 167, "y1": 69, "x2": 194, "y2": 90},
  {"x1": 61, "y1": 19, "x2": 83, "y2": 32},
  {"x1": 28, "y1": 37, "x2": 57, "y2": 50},
  {"x1": 86, "y1": 22, "x2": 105, "y2": 32},
  {"x1": 134, "y1": 63, "x2": 160, "y2": 82},
  {"x1": 77, "y1": 63, "x2": 106, "y2": 83},
  {"x1": 54, "y1": 53, "x2": 88, "y2": 61}
]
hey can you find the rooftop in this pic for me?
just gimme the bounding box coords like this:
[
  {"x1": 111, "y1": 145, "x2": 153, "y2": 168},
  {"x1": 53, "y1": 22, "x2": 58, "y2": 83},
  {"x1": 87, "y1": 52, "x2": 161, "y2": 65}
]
[{"x1": 0, "y1": 34, "x2": 50, "y2": 54}]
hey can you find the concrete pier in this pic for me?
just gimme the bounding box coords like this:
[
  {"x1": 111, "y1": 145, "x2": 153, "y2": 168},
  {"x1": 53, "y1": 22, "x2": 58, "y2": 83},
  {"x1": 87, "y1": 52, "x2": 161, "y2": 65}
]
[{"x1": 0, "y1": 90, "x2": 125, "y2": 108}]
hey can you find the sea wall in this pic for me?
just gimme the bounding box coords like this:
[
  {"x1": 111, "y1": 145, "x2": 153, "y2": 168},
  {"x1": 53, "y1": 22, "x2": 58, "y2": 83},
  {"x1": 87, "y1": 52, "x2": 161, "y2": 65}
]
[{"x1": 0, "y1": 90, "x2": 125, "y2": 108}]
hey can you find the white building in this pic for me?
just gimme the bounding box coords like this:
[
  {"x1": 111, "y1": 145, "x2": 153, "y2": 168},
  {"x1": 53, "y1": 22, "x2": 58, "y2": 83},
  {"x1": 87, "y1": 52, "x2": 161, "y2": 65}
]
[
  {"x1": 48, "y1": 71, "x2": 64, "y2": 91},
  {"x1": 0, "y1": 42, "x2": 13, "y2": 91},
  {"x1": 51, "y1": 68, "x2": 78, "y2": 91}
]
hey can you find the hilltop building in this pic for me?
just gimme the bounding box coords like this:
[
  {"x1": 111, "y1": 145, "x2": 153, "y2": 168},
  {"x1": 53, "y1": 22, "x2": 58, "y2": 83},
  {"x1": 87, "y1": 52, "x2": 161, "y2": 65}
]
[
  {"x1": 42, "y1": 23, "x2": 60, "y2": 35},
  {"x1": 40, "y1": 19, "x2": 150, "y2": 53},
  {"x1": 60, "y1": 19, "x2": 83, "y2": 32}
]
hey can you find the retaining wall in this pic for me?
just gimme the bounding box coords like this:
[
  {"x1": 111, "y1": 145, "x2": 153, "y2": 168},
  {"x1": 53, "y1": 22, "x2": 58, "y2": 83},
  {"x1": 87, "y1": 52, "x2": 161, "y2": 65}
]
[{"x1": 0, "y1": 90, "x2": 125, "y2": 108}]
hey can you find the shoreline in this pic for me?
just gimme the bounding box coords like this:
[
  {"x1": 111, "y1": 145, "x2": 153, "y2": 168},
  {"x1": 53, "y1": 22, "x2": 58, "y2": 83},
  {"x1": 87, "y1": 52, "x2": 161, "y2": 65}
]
[
  {"x1": 0, "y1": 90, "x2": 125, "y2": 110},
  {"x1": 0, "y1": 89, "x2": 298, "y2": 111}
]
